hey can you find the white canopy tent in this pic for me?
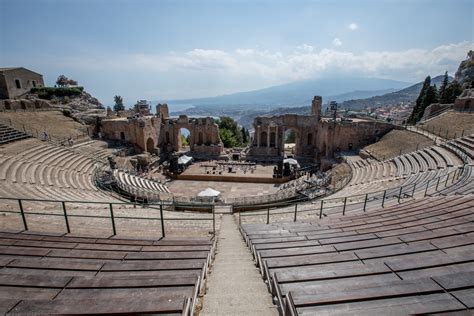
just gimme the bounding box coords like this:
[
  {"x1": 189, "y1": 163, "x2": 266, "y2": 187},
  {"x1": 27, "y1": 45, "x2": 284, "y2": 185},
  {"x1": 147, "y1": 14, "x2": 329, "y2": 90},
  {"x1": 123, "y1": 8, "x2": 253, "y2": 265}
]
[
  {"x1": 178, "y1": 155, "x2": 193, "y2": 165},
  {"x1": 284, "y1": 158, "x2": 299, "y2": 167},
  {"x1": 197, "y1": 188, "x2": 221, "y2": 197}
]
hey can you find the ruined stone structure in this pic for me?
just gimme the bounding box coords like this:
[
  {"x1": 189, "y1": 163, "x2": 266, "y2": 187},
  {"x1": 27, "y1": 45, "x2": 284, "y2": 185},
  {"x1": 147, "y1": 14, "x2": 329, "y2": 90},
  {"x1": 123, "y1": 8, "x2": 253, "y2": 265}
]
[
  {"x1": 249, "y1": 96, "x2": 393, "y2": 162},
  {"x1": 0, "y1": 98, "x2": 51, "y2": 111},
  {"x1": 0, "y1": 67, "x2": 44, "y2": 99},
  {"x1": 101, "y1": 103, "x2": 223, "y2": 156},
  {"x1": 454, "y1": 88, "x2": 474, "y2": 111},
  {"x1": 158, "y1": 104, "x2": 223, "y2": 156},
  {"x1": 101, "y1": 115, "x2": 160, "y2": 154}
]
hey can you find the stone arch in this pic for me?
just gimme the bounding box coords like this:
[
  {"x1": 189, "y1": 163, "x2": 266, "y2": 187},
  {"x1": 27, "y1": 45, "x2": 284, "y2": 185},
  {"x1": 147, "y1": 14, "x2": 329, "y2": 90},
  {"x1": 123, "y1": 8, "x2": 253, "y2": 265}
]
[
  {"x1": 198, "y1": 131, "x2": 204, "y2": 145},
  {"x1": 178, "y1": 127, "x2": 191, "y2": 150},
  {"x1": 146, "y1": 137, "x2": 155, "y2": 154},
  {"x1": 307, "y1": 133, "x2": 313, "y2": 145},
  {"x1": 283, "y1": 128, "x2": 298, "y2": 155},
  {"x1": 320, "y1": 141, "x2": 327, "y2": 157}
]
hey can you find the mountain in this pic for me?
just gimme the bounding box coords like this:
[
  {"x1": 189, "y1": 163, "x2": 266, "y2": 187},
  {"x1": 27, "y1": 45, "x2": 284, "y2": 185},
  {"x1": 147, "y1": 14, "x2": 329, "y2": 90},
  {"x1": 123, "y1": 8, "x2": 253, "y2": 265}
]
[
  {"x1": 340, "y1": 75, "x2": 452, "y2": 109},
  {"x1": 165, "y1": 76, "x2": 411, "y2": 109}
]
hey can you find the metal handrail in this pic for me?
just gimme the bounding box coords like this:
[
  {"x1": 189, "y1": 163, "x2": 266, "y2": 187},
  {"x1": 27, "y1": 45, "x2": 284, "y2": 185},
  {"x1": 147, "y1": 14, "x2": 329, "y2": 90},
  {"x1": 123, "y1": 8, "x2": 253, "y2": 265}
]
[
  {"x1": 0, "y1": 196, "x2": 216, "y2": 237},
  {"x1": 239, "y1": 165, "x2": 464, "y2": 225}
]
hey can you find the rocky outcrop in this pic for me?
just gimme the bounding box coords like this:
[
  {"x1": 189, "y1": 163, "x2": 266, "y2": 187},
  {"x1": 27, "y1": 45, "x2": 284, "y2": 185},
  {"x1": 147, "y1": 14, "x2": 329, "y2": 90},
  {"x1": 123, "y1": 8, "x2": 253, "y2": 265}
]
[
  {"x1": 455, "y1": 50, "x2": 474, "y2": 88},
  {"x1": 67, "y1": 91, "x2": 102, "y2": 111},
  {"x1": 71, "y1": 108, "x2": 107, "y2": 125}
]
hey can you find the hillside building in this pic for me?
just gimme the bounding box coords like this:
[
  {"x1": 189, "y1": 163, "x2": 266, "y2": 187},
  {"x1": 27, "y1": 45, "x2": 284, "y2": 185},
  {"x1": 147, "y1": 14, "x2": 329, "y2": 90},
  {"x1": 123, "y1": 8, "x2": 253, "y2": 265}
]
[{"x1": 0, "y1": 67, "x2": 44, "y2": 99}]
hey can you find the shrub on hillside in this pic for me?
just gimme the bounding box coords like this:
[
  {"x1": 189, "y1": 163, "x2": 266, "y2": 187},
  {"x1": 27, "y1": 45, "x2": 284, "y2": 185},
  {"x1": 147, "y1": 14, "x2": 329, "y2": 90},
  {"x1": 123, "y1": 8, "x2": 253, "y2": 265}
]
[{"x1": 31, "y1": 87, "x2": 84, "y2": 100}]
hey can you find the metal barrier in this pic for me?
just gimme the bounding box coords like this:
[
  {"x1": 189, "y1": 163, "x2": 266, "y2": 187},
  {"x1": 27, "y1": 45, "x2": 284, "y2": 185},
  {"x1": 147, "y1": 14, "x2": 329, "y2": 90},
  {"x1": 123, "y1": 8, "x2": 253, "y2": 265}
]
[
  {"x1": 0, "y1": 196, "x2": 216, "y2": 237},
  {"x1": 239, "y1": 166, "x2": 464, "y2": 225}
]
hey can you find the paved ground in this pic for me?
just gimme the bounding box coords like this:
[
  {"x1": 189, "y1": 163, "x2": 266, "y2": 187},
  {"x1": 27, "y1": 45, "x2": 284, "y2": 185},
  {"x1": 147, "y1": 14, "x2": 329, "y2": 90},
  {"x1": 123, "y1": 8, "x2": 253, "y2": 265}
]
[
  {"x1": 200, "y1": 215, "x2": 278, "y2": 315},
  {"x1": 168, "y1": 180, "x2": 279, "y2": 199}
]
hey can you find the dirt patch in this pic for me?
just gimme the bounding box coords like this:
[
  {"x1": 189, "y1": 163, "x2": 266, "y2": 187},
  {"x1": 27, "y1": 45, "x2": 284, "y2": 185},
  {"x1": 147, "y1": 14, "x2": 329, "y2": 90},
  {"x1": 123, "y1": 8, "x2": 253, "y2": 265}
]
[
  {"x1": 0, "y1": 111, "x2": 89, "y2": 141},
  {"x1": 363, "y1": 129, "x2": 433, "y2": 160},
  {"x1": 419, "y1": 111, "x2": 474, "y2": 139}
]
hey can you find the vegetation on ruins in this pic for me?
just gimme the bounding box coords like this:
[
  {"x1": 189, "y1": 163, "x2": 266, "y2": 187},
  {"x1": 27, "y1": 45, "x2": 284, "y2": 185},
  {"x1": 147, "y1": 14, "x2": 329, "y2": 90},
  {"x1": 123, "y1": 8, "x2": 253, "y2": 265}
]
[
  {"x1": 113, "y1": 95, "x2": 125, "y2": 112},
  {"x1": 31, "y1": 86, "x2": 84, "y2": 100},
  {"x1": 180, "y1": 133, "x2": 189, "y2": 146},
  {"x1": 285, "y1": 129, "x2": 296, "y2": 143},
  {"x1": 216, "y1": 116, "x2": 249, "y2": 148}
]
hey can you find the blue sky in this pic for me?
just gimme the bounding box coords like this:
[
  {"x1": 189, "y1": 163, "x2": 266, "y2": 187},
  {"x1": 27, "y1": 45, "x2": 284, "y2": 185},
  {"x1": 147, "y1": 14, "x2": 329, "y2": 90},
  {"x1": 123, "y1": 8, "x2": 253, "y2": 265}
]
[{"x1": 1, "y1": 0, "x2": 473, "y2": 104}]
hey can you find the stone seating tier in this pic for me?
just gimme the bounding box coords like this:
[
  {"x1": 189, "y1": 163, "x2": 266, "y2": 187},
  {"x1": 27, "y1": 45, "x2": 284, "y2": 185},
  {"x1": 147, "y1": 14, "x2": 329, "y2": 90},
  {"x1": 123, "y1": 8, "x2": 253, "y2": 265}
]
[{"x1": 240, "y1": 195, "x2": 474, "y2": 315}]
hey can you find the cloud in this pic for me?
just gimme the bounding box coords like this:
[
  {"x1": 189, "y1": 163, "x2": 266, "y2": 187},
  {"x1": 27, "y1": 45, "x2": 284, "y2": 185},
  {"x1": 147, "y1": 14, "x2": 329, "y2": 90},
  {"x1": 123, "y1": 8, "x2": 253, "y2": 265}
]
[
  {"x1": 348, "y1": 23, "x2": 358, "y2": 31},
  {"x1": 11, "y1": 41, "x2": 472, "y2": 99},
  {"x1": 332, "y1": 38, "x2": 343, "y2": 47},
  {"x1": 296, "y1": 44, "x2": 314, "y2": 52}
]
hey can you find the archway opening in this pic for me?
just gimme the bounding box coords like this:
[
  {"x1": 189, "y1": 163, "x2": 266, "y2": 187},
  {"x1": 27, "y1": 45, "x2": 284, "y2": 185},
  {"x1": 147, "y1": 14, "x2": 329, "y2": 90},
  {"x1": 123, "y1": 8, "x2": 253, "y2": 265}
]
[
  {"x1": 284, "y1": 128, "x2": 297, "y2": 156},
  {"x1": 270, "y1": 131, "x2": 276, "y2": 147},
  {"x1": 198, "y1": 131, "x2": 204, "y2": 145},
  {"x1": 179, "y1": 127, "x2": 191, "y2": 151},
  {"x1": 260, "y1": 131, "x2": 267, "y2": 147},
  {"x1": 146, "y1": 137, "x2": 155, "y2": 154}
]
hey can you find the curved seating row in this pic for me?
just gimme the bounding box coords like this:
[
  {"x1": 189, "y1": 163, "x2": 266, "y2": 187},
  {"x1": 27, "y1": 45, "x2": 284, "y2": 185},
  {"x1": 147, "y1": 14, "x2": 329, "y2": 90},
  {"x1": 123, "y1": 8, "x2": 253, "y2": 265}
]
[
  {"x1": 0, "y1": 139, "x2": 113, "y2": 201},
  {"x1": 437, "y1": 135, "x2": 474, "y2": 196},
  {"x1": 336, "y1": 143, "x2": 464, "y2": 199},
  {"x1": 240, "y1": 194, "x2": 474, "y2": 315},
  {"x1": 114, "y1": 169, "x2": 170, "y2": 195},
  {"x1": 0, "y1": 230, "x2": 215, "y2": 315}
]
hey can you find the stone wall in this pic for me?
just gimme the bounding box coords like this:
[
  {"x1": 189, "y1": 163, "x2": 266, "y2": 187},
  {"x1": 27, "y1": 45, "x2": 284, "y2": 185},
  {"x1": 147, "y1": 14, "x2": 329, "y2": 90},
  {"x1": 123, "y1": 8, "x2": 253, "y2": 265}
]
[
  {"x1": 0, "y1": 68, "x2": 44, "y2": 99},
  {"x1": 248, "y1": 95, "x2": 394, "y2": 161},
  {"x1": 454, "y1": 88, "x2": 474, "y2": 111},
  {"x1": 316, "y1": 120, "x2": 394, "y2": 158},
  {"x1": 101, "y1": 116, "x2": 161, "y2": 154},
  {"x1": 159, "y1": 114, "x2": 223, "y2": 155},
  {"x1": 101, "y1": 103, "x2": 223, "y2": 157},
  {"x1": 0, "y1": 99, "x2": 52, "y2": 111}
]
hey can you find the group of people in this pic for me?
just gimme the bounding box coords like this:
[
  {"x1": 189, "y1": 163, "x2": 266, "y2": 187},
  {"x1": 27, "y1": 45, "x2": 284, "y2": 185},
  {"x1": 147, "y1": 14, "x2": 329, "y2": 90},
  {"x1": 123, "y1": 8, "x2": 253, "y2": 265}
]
[
  {"x1": 200, "y1": 160, "x2": 258, "y2": 174},
  {"x1": 42, "y1": 131, "x2": 75, "y2": 147}
]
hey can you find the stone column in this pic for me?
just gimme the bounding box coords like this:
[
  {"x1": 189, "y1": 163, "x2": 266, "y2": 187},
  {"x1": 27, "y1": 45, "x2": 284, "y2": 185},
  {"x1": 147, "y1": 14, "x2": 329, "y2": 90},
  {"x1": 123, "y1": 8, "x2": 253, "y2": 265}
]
[
  {"x1": 274, "y1": 125, "x2": 278, "y2": 148},
  {"x1": 267, "y1": 126, "x2": 270, "y2": 148},
  {"x1": 257, "y1": 126, "x2": 261, "y2": 147}
]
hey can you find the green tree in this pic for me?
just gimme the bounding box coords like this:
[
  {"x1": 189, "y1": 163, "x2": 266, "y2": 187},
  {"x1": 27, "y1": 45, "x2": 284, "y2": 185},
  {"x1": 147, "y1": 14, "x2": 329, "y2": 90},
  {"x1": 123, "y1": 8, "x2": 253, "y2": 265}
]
[
  {"x1": 56, "y1": 75, "x2": 69, "y2": 87},
  {"x1": 444, "y1": 80, "x2": 463, "y2": 103},
  {"x1": 438, "y1": 71, "x2": 450, "y2": 103},
  {"x1": 180, "y1": 134, "x2": 189, "y2": 146},
  {"x1": 113, "y1": 95, "x2": 125, "y2": 112},
  {"x1": 219, "y1": 128, "x2": 238, "y2": 148},
  {"x1": 408, "y1": 76, "x2": 431, "y2": 124},
  {"x1": 420, "y1": 85, "x2": 439, "y2": 115},
  {"x1": 216, "y1": 116, "x2": 245, "y2": 148},
  {"x1": 241, "y1": 127, "x2": 248, "y2": 144}
]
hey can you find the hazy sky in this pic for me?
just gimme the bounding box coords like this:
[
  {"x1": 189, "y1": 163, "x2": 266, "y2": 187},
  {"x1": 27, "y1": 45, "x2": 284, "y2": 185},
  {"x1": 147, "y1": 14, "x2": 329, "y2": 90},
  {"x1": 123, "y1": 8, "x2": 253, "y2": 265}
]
[{"x1": 1, "y1": 0, "x2": 473, "y2": 103}]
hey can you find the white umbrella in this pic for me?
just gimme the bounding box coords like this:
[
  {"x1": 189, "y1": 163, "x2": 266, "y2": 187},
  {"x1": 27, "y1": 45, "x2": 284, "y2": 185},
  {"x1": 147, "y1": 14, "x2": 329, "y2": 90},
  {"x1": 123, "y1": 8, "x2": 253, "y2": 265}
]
[
  {"x1": 197, "y1": 188, "x2": 221, "y2": 197},
  {"x1": 284, "y1": 158, "x2": 299, "y2": 166}
]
